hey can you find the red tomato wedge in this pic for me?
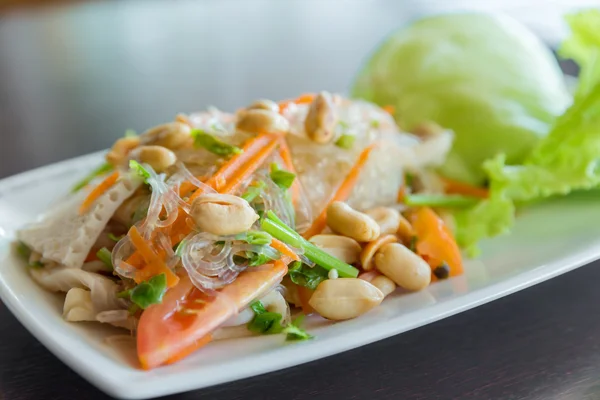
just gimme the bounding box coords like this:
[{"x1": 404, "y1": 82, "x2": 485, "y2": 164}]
[
  {"x1": 137, "y1": 260, "x2": 288, "y2": 370},
  {"x1": 407, "y1": 207, "x2": 463, "y2": 279}
]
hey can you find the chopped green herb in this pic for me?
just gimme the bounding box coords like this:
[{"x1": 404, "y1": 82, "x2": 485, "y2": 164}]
[
  {"x1": 239, "y1": 231, "x2": 272, "y2": 246},
  {"x1": 370, "y1": 119, "x2": 380, "y2": 128},
  {"x1": 282, "y1": 315, "x2": 313, "y2": 341},
  {"x1": 96, "y1": 247, "x2": 113, "y2": 270},
  {"x1": 404, "y1": 172, "x2": 415, "y2": 187},
  {"x1": 404, "y1": 194, "x2": 480, "y2": 208},
  {"x1": 335, "y1": 134, "x2": 356, "y2": 149},
  {"x1": 124, "y1": 129, "x2": 138, "y2": 138},
  {"x1": 174, "y1": 239, "x2": 187, "y2": 257},
  {"x1": 248, "y1": 300, "x2": 284, "y2": 334},
  {"x1": 192, "y1": 129, "x2": 242, "y2": 156},
  {"x1": 261, "y1": 211, "x2": 359, "y2": 278},
  {"x1": 409, "y1": 236, "x2": 418, "y2": 252},
  {"x1": 71, "y1": 163, "x2": 114, "y2": 192},
  {"x1": 108, "y1": 233, "x2": 124, "y2": 242},
  {"x1": 270, "y1": 163, "x2": 296, "y2": 190},
  {"x1": 242, "y1": 180, "x2": 267, "y2": 202},
  {"x1": 248, "y1": 301, "x2": 313, "y2": 341},
  {"x1": 288, "y1": 261, "x2": 328, "y2": 290},
  {"x1": 129, "y1": 160, "x2": 151, "y2": 183},
  {"x1": 121, "y1": 274, "x2": 168, "y2": 309},
  {"x1": 16, "y1": 241, "x2": 32, "y2": 260},
  {"x1": 248, "y1": 251, "x2": 274, "y2": 267}
]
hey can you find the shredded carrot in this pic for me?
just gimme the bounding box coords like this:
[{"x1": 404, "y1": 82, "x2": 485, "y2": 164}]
[
  {"x1": 407, "y1": 207, "x2": 463, "y2": 279},
  {"x1": 383, "y1": 105, "x2": 395, "y2": 115},
  {"x1": 79, "y1": 171, "x2": 119, "y2": 214},
  {"x1": 128, "y1": 226, "x2": 179, "y2": 287},
  {"x1": 188, "y1": 133, "x2": 279, "y2": 202},
  {"x1": 278, "y1": 93, "x2": 315, "y2": 114},
  {"x1": 442, "y1": 177, "x2": 489, "y2": 199},
  {"x1": 302, "y1": 143, "x2": 377, "y2": 238},
  {"x1": 220, "y1": 137, "x2": 279, "y2": 194},
  {"x1": 278, "y1": 138, "x2": 301, "y2": 203},
  {"x1": 397, "y1": 186, "x2": 407, "y2": 203},
  {"x1": 270, "y1": 238, "x2": 300, "y2": 262}
]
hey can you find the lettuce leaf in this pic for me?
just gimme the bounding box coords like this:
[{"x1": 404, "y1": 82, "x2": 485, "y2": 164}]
[
  {"x1": 455, "y1": 10, "x2": 600, "y2": 250},
  {"x1": 352, "y1": 13, "x2": 570, "y2": 185}
]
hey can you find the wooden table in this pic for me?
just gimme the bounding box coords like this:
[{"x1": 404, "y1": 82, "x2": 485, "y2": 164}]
[{"x1": 1, "y1": 1, "x2": 599, "y2": 399}]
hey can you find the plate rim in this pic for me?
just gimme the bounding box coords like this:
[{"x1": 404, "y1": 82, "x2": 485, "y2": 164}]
[{"x1": 2, "y1": 152, "x2": 600, "y2": 399}]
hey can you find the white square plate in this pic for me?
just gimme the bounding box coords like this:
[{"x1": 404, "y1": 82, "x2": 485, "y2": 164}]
[{"x1": 1, "y1": 152, "x2": 600, "y2": 399}]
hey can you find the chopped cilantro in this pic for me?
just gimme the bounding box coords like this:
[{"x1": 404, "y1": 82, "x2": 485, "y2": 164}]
[
  {"x1": 16, "y1": 241, "x2": 31, "y2": 260},
  {"x1": 124, "y1": 129, "x2": 138, "y2": 138},
  {"x1": 129, "y1": 160, "x2": 151, "y2": 183},
  {"x1": 248, "y1": 251, "x2": 274, "y2": 267},
  {"x1": 335, "y1": 134, "x2": 355, "y2": 149},
  {"x1": 270, "y1": 163, "x2": 295, "y2": 190},
  {"x1": 370, "y1": 119, "x2": 380, "y2": 128},
  {"x1": 242, "y1": 180, "x2": 266, "y2": 202},
  {"x1": 174, "y1": 239, "x2": 187, "y2": 257},
  {"x1": 288, "y1": 261, "x2": 329, "y2": 290},
  {"x1": 282, "y1": 315, "x2": 313, "y2": 341},
  {"x1": 71, "y1": 163, "x2": 114, "y2": 192},
  {"x1": 107, "y1": 233, "x2": 124, "y2": 242},
  {"x1": 96, "y1": 247, "x2": 113, "y2": 270},
  {"x1": 409, "y1": 236, "x2": 418, "y2": 252},
  {"x1": 239, "y1": 231, "x2": 272, "y2": 246},
  {"x1": 192, "y1": 129, "x2": 242, "y2": 156},
  {"x1": 248, "y1": 301, "x2": 313, "y2": 341},
  {"x1": 120, "y1": 274, "x2": 168, "y2": 309}
]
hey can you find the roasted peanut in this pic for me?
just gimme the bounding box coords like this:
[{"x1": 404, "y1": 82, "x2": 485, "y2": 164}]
[
  {"x1": 247, "y1": 99, "x2": 279, "y2": 113},
  {"x1": 236, "y1": 109, "x2": 289, "y2": 134},
  {"x1": 309, "y1": 278, "x2": 383, "y2": 321},
  {"x1": 374, "y1": 243, "x2": 431, "y2": 291},
  {"x1": 129, "y1": 145, "x2": 177, "y2": 173},
  {"x1": 190, "y1": 194, "x2": 258, "y2": 235},
  {"x1": 304, "y1": 91, "x2": 337, "y2": 144},
  {"x1": 140, "y1": 122, "x2": 192, "y2": 149},
  {"x1": 308, "y1": 234, "x2": 361, "y2": 264},
  {"x1": 360, "y1": 234, "x2": 398, "y2": 271},
  {"x1": 326, "y1": 201, "x2": 380, "y2": 242},
  {"x1": 365, "y1": 207, "x2": 402, "y2": 235},
  {"x1": 106, "y1": 136, "x2": 141, "y2": 166},
  {"x1": 370, "y1": 275, "x2": 396, "y2": 297},
  {"x1": 397, "y1": 214, "x2": 415, "y2": 244}
]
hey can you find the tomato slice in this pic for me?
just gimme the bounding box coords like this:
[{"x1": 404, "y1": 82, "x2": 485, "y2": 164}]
[
  {"x1": 407, "y1": 207, "x2": 463, "y2": 278},
  {"x1": 137, "y1": 261, "x2": 288, "y2": 369}
]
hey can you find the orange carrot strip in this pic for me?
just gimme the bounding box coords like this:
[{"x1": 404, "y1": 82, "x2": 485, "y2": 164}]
[
  {"x1": 128, "y1": 226, "x2": 179, "y2": 287},
  {"x1": 442, "y1": 177, "x2": 489, "y2": 199},
  {"x1": 383, "y1": 105, "x2": 395, "y2": 115},
  {"x1": 188, "y1": 133, "x2": 277, "y2": 202},
  {"x1": 220, "y1": 137, "x2": 279, "y2": 194},
  {"x1": 278, "y1": 93, "x2": 315, "y2": 114},
  {"x1": 302, "y1": 143, "x2": 377, "y2": 238},
  {"x1": 270, "y1": 238, "x2": 300, "y2": 262},
  {"x1": 407, "y1": 207, "x2": 463, "y2": 279},
  {"x1": 79, "y1": 171, "x2": 119, "y2": 214}
]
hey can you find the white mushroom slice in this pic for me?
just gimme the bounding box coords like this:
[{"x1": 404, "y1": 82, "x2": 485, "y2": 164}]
[
  {"x1": 17, "y1": 174, "x2": 141, "y2": 268},
  {"x1": 30, "y1": 267, "x2": 123, "y2": 311},
  {"x1": 63, "y1": 288, "x2": 96, "y2": 322}
]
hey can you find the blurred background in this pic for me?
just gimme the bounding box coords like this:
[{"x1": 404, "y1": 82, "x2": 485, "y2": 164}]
[{"x1": 0, "y1": 0, "x2": 595, "y2": 179}]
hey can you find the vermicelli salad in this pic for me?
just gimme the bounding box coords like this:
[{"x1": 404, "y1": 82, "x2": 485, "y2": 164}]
[{"x1": 15, "y1": 92, "x2": 466, "y2": 369}]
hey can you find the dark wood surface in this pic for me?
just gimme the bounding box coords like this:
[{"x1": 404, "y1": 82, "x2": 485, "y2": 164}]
[{"x1": 1, "y1": 1, "x2": 600, "y2": 399}]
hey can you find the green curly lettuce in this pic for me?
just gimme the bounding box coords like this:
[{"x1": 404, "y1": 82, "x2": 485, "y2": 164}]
[{"x1": 455, "y1": 10, "x2": 600, "y2": 251}]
